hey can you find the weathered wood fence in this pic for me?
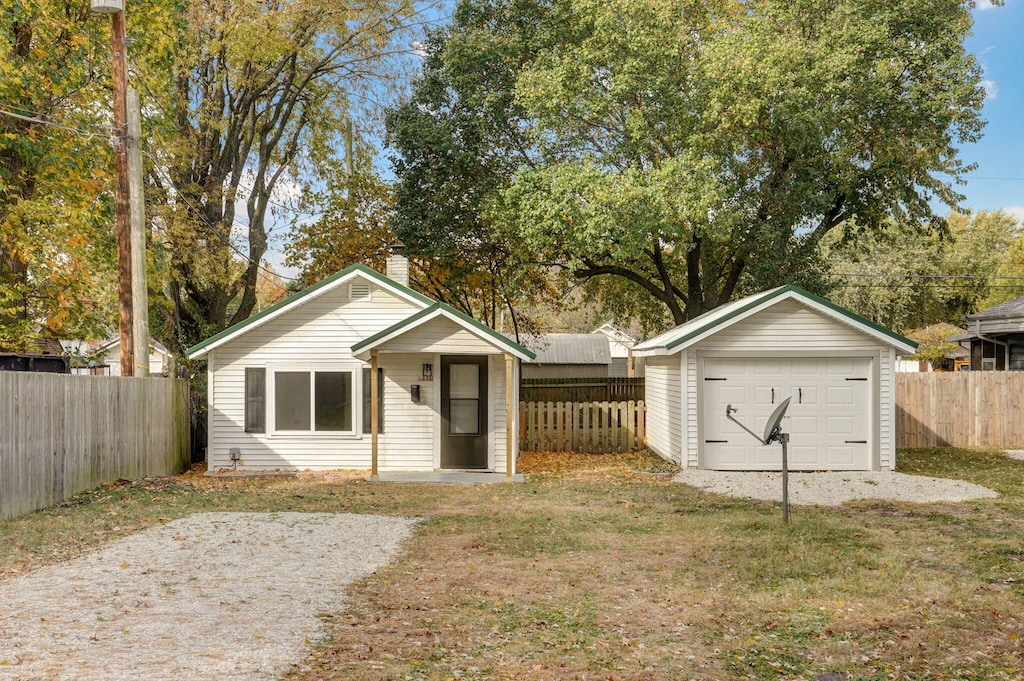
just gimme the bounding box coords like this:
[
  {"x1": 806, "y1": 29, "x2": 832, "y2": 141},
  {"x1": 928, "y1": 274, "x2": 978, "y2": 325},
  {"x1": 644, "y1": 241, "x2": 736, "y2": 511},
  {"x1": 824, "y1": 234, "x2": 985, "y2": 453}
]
[
  {"x1": 519, "y1": 400, "x2": 646, "y2": 453},
  {"x1": 0, "y1": 373, "x2": 191, "y2": 520},
  {"x1": 896, "y1": 372, "x2": 1024, "y2": 448},
  {"x1": 520, "y1": 377, "x2": 645, "y2": 403}
]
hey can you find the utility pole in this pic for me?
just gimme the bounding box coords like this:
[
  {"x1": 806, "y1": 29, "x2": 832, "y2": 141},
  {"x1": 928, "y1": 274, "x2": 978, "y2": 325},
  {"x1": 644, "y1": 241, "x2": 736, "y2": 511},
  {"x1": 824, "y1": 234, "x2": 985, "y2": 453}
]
[
  {"x1": 127, "y1": 88, "x2": 149, "y2": 377},
  {"x1": 92, "y1": 0, "x2": 134, "y2": 376}
]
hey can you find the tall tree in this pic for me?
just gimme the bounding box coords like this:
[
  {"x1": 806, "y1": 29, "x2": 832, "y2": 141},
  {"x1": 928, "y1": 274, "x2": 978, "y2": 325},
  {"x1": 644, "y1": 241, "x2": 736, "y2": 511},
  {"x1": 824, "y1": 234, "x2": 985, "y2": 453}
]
[
  {"x1": 0, "y1": 0, "x2": 121, "y2": 348},
  {"x1": 497, "y1": 0, "x2": 985, "y2": 326},
  {"x1": 149, "y1": 0, "x2": 422, "y2": 349},
  {"x1": 385, "y1": 0, "x2": 560, "y2": 336},
  {"x1": 394, "y1": 0, "x2": 986, "y2": 331},
  {"x1": 823, "y1": 210, "x2": 1021, "y2": 331}
]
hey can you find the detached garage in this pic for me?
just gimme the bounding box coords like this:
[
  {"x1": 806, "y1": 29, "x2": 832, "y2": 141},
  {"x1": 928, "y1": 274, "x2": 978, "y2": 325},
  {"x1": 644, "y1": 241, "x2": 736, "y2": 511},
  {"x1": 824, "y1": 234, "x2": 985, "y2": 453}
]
[{"x1": 634, "y1": 286, "x2": 916, "y2": 471}]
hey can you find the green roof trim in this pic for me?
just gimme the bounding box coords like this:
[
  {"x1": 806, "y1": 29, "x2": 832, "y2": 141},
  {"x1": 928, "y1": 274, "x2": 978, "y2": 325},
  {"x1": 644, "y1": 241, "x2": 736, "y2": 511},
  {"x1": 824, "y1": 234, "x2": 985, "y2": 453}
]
[
  {"x1": 351, "y1": 302, "x2": 536, "y2": 360},
  {"x1": 663, "y1": 284, "x2": 917, "y2": 352},
  {"x1": 186, "y1": 263, "x2": 434, "y2": 358}
]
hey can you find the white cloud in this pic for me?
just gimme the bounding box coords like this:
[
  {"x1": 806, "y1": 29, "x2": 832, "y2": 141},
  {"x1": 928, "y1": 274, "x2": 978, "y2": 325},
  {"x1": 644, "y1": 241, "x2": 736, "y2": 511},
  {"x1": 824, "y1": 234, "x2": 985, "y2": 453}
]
[
  {"x1": 1002, "y1": 205, "x2": 1024, "y2": 225},
  {"x1": 982, "y1": 78, "x2": 999, "y2": 100},
  {"x1": 977, "y1": 0, "x2": 999, "y2": 9}
]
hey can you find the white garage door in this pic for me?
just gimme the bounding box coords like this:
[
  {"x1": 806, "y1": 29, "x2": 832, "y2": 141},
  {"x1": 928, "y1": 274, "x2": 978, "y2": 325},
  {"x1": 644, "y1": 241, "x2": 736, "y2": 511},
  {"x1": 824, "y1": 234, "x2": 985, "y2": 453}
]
[{"x1": 702, "y1": 357, "x2": 872, "y2": 471}]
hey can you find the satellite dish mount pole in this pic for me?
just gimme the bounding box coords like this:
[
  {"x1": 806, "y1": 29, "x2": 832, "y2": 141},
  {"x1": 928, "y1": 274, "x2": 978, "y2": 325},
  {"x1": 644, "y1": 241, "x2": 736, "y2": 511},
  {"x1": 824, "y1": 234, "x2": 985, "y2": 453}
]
[{"x1": 726, "y1": 398, "x2": 792, "y2": 524}]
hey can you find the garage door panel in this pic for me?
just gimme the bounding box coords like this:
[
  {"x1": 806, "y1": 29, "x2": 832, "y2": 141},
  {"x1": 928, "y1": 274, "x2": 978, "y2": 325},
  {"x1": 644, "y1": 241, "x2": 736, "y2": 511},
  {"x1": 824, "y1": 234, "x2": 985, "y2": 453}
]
[
  {"x1": 703, "y1": 357, "x2": 872, "y2": 471},
  {"x1": 788, "y1": 415, "x2": 819, "y2": 436},
  {"x1": 825, "y1": 386, "x2": 857, "y2": 406}
]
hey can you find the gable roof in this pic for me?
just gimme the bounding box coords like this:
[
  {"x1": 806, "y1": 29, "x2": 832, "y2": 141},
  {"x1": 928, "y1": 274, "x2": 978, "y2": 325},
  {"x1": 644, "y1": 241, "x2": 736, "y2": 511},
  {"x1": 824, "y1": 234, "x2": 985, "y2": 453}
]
[
  {"x1": 633, "y1": 285, "x2": 916, "y2": 356},
  {"x1": 351, "y1": 302, "x2": 535, "y2": 361},
  {"x1": 187, "y1": 264, "x2": 434, "y2": 360},
  {"x1": 524, "y1": 334, "x2": 611, "y2": 365}
]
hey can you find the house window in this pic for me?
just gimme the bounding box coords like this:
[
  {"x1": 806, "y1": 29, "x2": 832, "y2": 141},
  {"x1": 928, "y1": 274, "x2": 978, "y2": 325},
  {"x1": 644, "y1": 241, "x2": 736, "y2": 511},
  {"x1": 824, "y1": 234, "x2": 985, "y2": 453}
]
[
  {"x1": 274, "y1": 370, "x2": 353, "y2": 432},
  {"x1": 245, "y1": 367, "x2": 266, "y2": 433},
  {"x1": 362, "y1": 367, "x2": 384, "y2": 433}
]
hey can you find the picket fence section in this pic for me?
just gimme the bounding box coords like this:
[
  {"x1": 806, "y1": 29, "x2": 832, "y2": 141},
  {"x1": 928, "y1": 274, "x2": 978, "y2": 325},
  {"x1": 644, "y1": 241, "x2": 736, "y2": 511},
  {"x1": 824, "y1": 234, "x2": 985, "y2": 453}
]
[
  {"x1": 0, "y1": 373, "x2": 191, "y2": 520},
  {"x1": 519, "y1": 400, "x2": 646, "y2": 453},
  {"x1": 896, "y1": 372, "x2": 1024, "y2": 448}
]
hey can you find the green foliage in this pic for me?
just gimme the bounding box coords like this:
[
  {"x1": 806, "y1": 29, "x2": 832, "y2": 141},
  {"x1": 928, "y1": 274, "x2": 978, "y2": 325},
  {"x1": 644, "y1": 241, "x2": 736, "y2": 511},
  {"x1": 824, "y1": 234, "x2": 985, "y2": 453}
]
[
  {"x1": 394, "y1": 0, "x2": 986, "y2": 332},
  {"x1": 0, "y1": 0, "x2": 122, "y2": 347},
  {"x1": 823, "y1": 211, "x2": 1022, "y2": 331}
]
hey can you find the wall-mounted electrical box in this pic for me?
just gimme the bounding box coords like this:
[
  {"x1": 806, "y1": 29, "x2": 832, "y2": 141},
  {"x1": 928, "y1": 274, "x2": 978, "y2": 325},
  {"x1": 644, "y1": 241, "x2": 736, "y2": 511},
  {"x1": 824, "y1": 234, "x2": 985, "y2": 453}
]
[
  {"x1": 410, "y1": 384, "x2": 420, "y2": 403},
  {"x1": 229, "y1": 447, "x2": 241, "y2": 461}
]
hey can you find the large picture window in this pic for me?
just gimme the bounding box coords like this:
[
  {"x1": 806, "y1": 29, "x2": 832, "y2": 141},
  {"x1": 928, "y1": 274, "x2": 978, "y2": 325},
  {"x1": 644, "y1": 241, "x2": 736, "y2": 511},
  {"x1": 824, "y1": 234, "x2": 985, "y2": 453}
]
[{"x1": 274, "y1": 370, "x2": 353, "y2": 432}]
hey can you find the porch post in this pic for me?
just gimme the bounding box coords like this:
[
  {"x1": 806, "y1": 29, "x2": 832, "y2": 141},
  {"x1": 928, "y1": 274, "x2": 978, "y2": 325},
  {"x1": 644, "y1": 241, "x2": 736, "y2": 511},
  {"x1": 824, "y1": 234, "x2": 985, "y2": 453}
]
[
  {"x1": 505, "y1": 353, "x2": 514, "y2": 478},
  {"x1": 371, "y1": 349, "x2": 379, "y2": 480}
]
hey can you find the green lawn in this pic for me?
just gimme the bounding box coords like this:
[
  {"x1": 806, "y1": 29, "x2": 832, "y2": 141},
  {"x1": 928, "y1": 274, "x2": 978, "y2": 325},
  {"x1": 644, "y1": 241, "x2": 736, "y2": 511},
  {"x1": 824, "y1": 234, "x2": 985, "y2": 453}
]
[{"x1": 3, "y1": 448, "x2": 1024, "y2": 680}]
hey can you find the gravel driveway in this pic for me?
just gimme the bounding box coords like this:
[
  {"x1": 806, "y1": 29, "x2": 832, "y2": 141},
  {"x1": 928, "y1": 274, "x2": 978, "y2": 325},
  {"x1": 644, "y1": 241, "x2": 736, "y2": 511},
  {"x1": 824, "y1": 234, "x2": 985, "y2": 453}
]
[
  {"x1": 674, "y1": 469, "x2": 999, "y2": 506},
  {"x1": 0, "y1": 512, "x2": 417, "y2": 681}
]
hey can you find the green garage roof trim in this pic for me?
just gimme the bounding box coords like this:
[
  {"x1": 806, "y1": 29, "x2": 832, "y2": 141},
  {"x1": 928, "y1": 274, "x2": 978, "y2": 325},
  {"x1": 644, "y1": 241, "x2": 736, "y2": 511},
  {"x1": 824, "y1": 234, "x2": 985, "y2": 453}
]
[
  {"x1": 186, "y1": 263, "x2": 435, "y2": 360},
  {"x1": 351, "y1": 302, "x2": 536, "y2": 361},
  {"x1": 634, "y1": 285, "x2": 917, "y2": 356}
]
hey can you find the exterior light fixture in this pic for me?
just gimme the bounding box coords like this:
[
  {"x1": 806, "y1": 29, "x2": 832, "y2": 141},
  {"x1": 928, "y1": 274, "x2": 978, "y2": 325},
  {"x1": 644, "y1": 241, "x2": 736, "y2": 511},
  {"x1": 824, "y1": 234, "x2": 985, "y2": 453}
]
[{"x1": 90, "y1": 0, "x2": 124, "y2": 13}]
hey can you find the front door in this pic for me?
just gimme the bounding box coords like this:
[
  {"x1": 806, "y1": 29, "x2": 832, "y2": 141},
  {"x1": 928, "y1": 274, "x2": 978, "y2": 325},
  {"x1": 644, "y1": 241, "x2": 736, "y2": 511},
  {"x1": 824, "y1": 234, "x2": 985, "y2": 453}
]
[{"x1": 440, "y1": 355, "x2": 488, "y2": 469}]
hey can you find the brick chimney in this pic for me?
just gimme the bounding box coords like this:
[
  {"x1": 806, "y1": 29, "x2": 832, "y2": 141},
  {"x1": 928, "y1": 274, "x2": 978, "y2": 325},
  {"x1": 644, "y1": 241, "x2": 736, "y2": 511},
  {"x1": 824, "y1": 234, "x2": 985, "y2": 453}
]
[{"x1": 386, "y1": 243, "x2": 409, "y2": 287}]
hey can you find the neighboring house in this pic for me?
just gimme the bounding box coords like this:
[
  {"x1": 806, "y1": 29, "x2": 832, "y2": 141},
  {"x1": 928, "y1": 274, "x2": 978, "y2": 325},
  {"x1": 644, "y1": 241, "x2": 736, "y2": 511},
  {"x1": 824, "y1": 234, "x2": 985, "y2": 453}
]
[
  {"x1": 951, "y1": 295, "x2": 1024, "y2": 371},
  {"x1": 895, "y1": 323, "x2": 970, "y2": 373},
  {"x1": 633, "y1": 285, "x2": 916, "y2": 472},
  {"x1": 186, "y1": 253, "x2": 534, "y2": 473},
  {"x1": 65, "y1": 338, "x2": 173, "y2": 376},
  {"x1": 522, "y1": 334, "x2": 612, "y2": 379},
  {"x1": 592, "y1": 322, "x2": 639, "y2": 377}
]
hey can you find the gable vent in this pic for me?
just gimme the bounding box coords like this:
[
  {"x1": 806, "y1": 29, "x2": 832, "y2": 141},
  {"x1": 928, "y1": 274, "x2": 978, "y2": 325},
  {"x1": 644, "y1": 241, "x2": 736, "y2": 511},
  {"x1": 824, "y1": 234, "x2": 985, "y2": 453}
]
[{"x1": 349, "y1": 282, "x2": 371, "y2": 302}]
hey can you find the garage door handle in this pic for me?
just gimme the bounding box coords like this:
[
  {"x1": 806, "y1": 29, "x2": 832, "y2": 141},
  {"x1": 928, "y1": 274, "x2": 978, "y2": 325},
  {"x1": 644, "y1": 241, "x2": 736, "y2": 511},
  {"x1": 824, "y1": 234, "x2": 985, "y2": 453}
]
[
  {"x1": 845, "y1": 440, "x2": 867, "y2": 444},
  {"x1": 705, "y1": 439, "x2": 728, "y2": 443},
  {"x1": 705, "y1": 377, "x2": 726, "y2": 381},
  {"x1": 771, "y1": 388, "x2": 774, "y2": 404},
  {"x1": 846, "y1": 378, "x2": 867, "y2": 381}
]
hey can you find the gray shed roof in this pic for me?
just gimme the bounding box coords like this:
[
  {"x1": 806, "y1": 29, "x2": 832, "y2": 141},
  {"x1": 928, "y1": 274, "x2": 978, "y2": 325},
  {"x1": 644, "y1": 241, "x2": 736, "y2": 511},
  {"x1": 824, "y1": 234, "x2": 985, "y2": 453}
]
[
  {"x1": 524, "y1": 334, "x2": 612, "y2": 365},
  {"x1": 969, "y1": 295, "x2": 1024, "y2": 321}
]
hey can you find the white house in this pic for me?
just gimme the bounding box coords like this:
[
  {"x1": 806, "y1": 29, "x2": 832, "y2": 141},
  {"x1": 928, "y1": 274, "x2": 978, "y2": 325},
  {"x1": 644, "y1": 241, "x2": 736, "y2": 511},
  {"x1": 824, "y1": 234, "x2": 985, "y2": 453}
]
[
  {"x1": 633, "y1": 286, "x2": 916, "y2": 472},
  {"x1": 186, "y1": 254, "x2": 534, "y2": 474},
  {"x1": 65, "y1": 338, "x2": 173, "y2": 376},
  {"x1": 592, "y1": 322, "x2": 638, "y2": 377}
]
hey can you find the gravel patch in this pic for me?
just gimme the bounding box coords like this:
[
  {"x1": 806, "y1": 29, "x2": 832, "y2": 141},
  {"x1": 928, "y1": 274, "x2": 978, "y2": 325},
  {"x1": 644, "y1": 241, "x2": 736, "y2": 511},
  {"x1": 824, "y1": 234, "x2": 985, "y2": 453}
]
[
  {"x1": 674, "y1": 469, "x2": 999, "y2": 506},
  {"x1": 0, "y1": 512, "x2": 417, "y2": 681}
]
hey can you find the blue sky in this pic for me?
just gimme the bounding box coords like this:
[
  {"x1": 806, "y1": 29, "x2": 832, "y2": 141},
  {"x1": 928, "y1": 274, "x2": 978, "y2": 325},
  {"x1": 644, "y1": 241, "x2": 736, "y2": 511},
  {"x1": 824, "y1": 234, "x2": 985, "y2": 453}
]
[{"x1": 958, "y1": 0, "x2": 1024, "y2": 222}]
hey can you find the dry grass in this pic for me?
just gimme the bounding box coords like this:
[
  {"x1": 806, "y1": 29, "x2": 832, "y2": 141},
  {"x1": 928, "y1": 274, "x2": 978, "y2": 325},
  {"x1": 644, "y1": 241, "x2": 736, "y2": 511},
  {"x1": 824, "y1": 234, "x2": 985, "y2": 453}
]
[{"x1": 3, "y1": 449, "x2": 1024, "y2": 680}]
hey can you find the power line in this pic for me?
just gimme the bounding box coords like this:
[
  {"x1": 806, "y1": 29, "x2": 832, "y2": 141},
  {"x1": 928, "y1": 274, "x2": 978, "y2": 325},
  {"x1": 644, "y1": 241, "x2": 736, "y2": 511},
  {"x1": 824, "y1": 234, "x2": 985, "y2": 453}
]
[{"x1": 0, "y1": 106, "x2": 111, "y2": 140}]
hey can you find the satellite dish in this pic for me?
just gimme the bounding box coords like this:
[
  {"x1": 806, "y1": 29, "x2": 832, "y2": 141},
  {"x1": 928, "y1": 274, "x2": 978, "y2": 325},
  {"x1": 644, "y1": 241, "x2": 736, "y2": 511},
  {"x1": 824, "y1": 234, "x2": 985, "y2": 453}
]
[{"x1": 762, "y1": 397, "x2": 792, "y2": 444}]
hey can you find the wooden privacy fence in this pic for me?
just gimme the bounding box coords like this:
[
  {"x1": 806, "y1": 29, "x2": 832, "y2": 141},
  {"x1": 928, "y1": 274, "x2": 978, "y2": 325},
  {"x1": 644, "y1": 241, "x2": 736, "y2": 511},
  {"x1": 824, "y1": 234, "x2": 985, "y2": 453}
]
[
  {"x1": 520, "y1": 377, "x2": 645, "y2": 403},
  {"x1": 0, "y1": 373, "x2": 191, "y2": 520},
  {"x1": 896, "y1": 372, "x2": 1024, "y2": 448},
  {"x1": 520, "y1": 400, "x2": 646, "y2": 453}
]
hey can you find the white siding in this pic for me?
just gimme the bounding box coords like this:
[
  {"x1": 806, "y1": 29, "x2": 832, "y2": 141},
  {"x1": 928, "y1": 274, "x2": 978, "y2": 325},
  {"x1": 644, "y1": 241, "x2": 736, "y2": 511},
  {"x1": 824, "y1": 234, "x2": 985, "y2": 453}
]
[
  {"x1": 644, "y1": 355, "x2": 680, "y2": 464},
  {"x1": 377, "y1": 316, "x2": 504, "y2": 355},
  {"x1": 207, "y1": 279, "x2": 426, "y2": 470},
  {"x1": 377, "y1": 354, "x2": 435, "y2": 471},
  {"x1": 704, "y1": 300, "x2": 883, "y2": 352},
  {"x1": 489, "y1": 355, "x2": 508, "y2": 473},
  {"x1": 879, "y1": 347, "x2": 896, "y2": 471},
  {"x1": 684, "y1": 350, "x2": 698, "y2": 468}
]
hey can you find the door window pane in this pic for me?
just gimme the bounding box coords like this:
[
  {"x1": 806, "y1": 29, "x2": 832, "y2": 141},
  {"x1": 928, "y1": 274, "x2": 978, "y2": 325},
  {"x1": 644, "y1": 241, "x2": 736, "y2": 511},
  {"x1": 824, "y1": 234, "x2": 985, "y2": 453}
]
[
  {"x1": 315, "y1": 372, "x2": 352, "y2": 431},
  {"x1": 449, "y1": 399, "x2": 480, "y2": 435},
  {"x1": 276, "y1": 372, "x2": 311, "y2": 430},
  {"x1": 449, "y1": 363, "x2": 479, "y2": 399}
]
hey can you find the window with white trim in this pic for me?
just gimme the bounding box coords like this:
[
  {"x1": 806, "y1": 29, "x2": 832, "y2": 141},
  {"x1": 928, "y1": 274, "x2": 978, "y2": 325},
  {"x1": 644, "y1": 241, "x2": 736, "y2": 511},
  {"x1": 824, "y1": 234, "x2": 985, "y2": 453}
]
[{"x1": 273, "y1": 369, "x2": 355, "y2": 432}]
